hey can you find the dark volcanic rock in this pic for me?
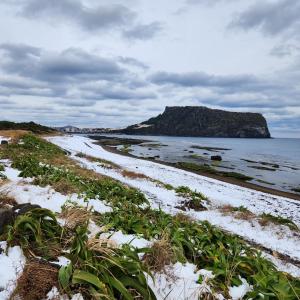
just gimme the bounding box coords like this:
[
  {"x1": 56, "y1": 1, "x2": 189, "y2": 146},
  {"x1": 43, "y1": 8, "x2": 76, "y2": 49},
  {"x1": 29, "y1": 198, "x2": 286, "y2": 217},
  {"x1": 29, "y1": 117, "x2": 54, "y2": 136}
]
[
  {"x1": 211, "y1": 155, "x2": 222, "y2": 161},
  {"x1": 0, "y1": 203, "x2": 41, "y2": 234},
  {"x1": 0, "y1": 208, "x2": 15, "y2": 234},
  {"x1": 120, "y1": 106, "x2": 271, "y2": 138}
]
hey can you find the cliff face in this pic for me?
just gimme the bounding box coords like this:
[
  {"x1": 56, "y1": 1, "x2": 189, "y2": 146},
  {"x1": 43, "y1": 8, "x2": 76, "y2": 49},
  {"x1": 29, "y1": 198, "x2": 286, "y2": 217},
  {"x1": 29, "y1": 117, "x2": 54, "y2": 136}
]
[{"x1": 121, "y1": 106, "x2": 271, "y2": 138}]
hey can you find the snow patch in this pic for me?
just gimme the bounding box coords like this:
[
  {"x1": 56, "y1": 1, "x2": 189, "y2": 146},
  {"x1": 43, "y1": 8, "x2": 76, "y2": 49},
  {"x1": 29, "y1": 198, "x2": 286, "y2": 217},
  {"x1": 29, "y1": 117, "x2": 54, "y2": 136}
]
[
  {"x1": 0, "y1": 242, "x2": 26, "y2": 300},
  {"x1": 229, "y1": 277, "x2": 252, "y2": 300}
]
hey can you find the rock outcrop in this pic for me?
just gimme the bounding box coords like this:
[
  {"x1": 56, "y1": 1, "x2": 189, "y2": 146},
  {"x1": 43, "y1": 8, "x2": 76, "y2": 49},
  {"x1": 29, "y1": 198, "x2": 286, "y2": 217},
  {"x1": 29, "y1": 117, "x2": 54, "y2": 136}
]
[{"x1": 120, "y1": 106, "x2": 271, "y2": 138}]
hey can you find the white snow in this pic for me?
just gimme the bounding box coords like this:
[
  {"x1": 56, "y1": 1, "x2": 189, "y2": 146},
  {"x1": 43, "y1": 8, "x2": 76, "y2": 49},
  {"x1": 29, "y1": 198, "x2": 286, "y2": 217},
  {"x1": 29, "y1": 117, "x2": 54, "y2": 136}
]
[
  {"x1": 0, "y1": 242, "x2": 26, "y2": 300},
  {"x1": 147, "y1": 262, "x2": 205, "y2": 300},
  {"x1": 47, "y1": 135, "x2": 300, "y2": 264},
  {"x1": 134, "y1": 124, "x2": 153, "y2": 129},
  {"x1": 101, "y1": 230, "x2": 150, "y2": 248},
  {"x1": 229, "y1": 277, "x2": 252, "y2": 300},
  {"x1": 0, "y1": 137, "x2": 10, "y2": 144},
  {"x1": 46, "y1": 287, "x2": 62, "y2": 300},
  {"x1": 193, "y1": 210, "x2": 300, "y2": 261},
  {"x1": 0, "y1": 166, "x2": 112, "y2": 214},
  {"x1": 46, "y1": 287, "x2": 83, "y2": 300},
  {"x1": 1, "y1": 134, "x2": 299, "y2": 299},
  {"x1": 55, "y1": 256, "x2": 71, "y2": 267},
  {"x1": 48, "y1": 135, "x2": 300, "y2": 225}
]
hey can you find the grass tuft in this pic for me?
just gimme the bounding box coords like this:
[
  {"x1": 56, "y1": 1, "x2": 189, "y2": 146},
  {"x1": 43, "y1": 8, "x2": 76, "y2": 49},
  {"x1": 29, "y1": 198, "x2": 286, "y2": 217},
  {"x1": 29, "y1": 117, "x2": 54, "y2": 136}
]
[
  {"x1": 11, "y1": 259, "x2": 59, "y2": 300},
  {"x1": 259, "y1": 213, "x2": 298, "y2": 231},
  {"x1": 143, "y1": 232, "x2": 175, "y2": 274}
]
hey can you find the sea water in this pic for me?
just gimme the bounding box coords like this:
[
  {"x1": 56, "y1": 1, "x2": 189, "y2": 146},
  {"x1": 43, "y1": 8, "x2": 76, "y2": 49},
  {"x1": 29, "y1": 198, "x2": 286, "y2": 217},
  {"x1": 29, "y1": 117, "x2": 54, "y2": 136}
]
[{"x1": 90, "y1": 134, "x2": 300, "y2": 194}]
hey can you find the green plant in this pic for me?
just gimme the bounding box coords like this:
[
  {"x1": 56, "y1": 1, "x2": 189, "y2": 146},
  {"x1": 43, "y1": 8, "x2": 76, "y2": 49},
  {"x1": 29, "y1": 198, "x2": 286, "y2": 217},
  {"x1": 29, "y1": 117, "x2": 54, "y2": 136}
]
[
  {"x1": 5, "y1": 208, "x2": 62, "y2": 258},
  {"x1": 259, "y1": 213, "x2": 298, "y2": 231},
  {"x1": 0, "y1": 163, "x2": 6, "y2": 179},
  {"x1": 176, "y1": 162, "x2": 253, "y2": 181},
  {"x1": 231, "y1": 206, "x2": 249, "y2": 213},
  {"x1": 59, "y1": 225, "x2": 156, "y2": 300},
  {"x1": 98, "y1": 205, "x2": 300, "y2": 298},
  {"x1": 2, "y1": 134, "x2": 300, "y2": 298}
]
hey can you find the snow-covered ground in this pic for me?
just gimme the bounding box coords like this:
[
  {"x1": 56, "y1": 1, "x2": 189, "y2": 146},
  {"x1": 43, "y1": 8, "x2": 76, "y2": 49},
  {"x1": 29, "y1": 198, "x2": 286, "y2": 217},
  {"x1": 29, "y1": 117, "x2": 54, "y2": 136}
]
[
  {"x1": 0, "y1": 242, "x2": 26, "y2": 300},
  {"x1": 47, "y1": 135, "x2": 300, "y2": 266},
  {"x1": 0, "y1": 134, "x2": 300, "y2": 299},
  {"x1": 48, "y1": 135, "x2": 300, "y2": 225},
  {"x1": 0, "y1": 163, "x2": 215, "y2": 299}
]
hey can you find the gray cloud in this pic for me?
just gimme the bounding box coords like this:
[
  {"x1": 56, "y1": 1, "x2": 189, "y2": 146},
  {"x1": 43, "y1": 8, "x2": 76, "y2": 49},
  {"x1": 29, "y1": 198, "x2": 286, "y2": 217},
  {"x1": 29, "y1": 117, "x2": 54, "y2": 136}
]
[
  {"x1": 270, "y1": 44, "x2": 300, "y2": 57},
  {"x1": 20, "y1": 0, "x2": 135, "y2": 31},
  {"x1": 2, "y1": 0, "x2": 162, "y2": 40},
  {"x1": 0, "y1": 44, "x2": 124, "y2": 84},
  {"x1": 0, "y1": 43, "x2": 156, "y2": 104},
  {"x1": 230, "y1": 0, "x2": 300, "y2": 38},
  {"x1": 117, "y1": 56, "x2": 149, "y2": 70},
  {"x1": 123, "y1": 22, "x2": 163, "y2": 40},
  {"x1": 149, "y1": 71, "x2": 277, "y2": 93},
  {"x1": 186, "y1": 0, "x2": 225, "y2": 5}
]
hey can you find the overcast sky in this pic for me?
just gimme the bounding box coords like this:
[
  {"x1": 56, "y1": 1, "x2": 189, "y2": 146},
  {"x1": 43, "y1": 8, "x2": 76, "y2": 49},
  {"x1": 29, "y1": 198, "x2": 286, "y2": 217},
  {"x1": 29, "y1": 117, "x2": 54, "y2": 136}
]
[{"x1": 0, "y1": 0, "x2": 299, "y2": 137}]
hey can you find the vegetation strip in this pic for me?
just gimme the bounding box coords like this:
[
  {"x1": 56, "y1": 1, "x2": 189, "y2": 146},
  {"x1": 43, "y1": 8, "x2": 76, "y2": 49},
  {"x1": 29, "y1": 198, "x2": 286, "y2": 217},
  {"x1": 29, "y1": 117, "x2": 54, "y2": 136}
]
[{"x1": 1, "y1": 134, "x2": 300, "y2": 299}]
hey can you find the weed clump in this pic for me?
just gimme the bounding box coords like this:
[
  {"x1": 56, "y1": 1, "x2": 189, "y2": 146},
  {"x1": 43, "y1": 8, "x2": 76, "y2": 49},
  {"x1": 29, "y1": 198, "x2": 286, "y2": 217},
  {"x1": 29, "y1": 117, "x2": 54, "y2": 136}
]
[
  {"x1": 259, "y1": 213, "x2": 298, "y2": 231},
  {"x1": 4, "y1": 208, "x2": 62, "y2": 259},
  {"x1": 143, "y1": 233, "x2": 175, "y2": 274},
  {"x1": 175, "y1": 185, "x2": 208, "y2": 211},
  {"x1": 0, "y1": 191, "x2": 17, "y2": 206},
  {"x1": 99, "y1": 207, "x2": 300, "y2": 298},
  {"x1": 2, "y1": 206, "x2": 156, "y2": 300},
  {"x1": 220, "y1": 205, "x2": 255, "y2": 221},
  {"x1": 0, "y1": 163, "x2": 7, "y2": 181},
  {"x1": 11, "y1": 259, "x2": 59, "y2": 300},
  {"x1": 2, "y1": 133, "x2": 300, "y2": 298}
]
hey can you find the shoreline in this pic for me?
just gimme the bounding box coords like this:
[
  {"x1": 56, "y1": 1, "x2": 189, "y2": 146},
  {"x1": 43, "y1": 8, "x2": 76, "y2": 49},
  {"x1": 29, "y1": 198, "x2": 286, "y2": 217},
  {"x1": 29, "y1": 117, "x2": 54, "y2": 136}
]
[{"x1": 100, "y1": 143, "x2": 300, "y2": 201}]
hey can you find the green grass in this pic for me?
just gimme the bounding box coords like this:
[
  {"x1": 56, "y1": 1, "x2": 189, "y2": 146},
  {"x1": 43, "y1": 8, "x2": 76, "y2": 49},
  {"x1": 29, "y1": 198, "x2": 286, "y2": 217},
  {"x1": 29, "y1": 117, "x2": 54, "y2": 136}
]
[
  {"x1": 177, "y1": 161, "x2": 253, "y2": 181},
  {"x1": 259, "y1": 213, "x2": 298, "y2": 231},
  {"x1": 0, "y1": 121, "x2": 55, "y2": 133},
  {"x1": 0, "y1": 135, "x2": 148, "y2": 208},
  {"x1": 0, "y1": 163, "x2": 6, "y2": 179},
  {"x1": 98, "y1": 206, "x2": 300, "y2": 298},
  {"x1": 1, "y1": 208, "x2": 155, "y2": 299},
  {"x1": 75, "y1": 152, "x2": 120, "y2": 169},
  {"x1": 2, "y1": 134, "x2": 300, "y2": 299},
  {"x1": 231, "y1": 206, "x2": 250, "y2": 213}
]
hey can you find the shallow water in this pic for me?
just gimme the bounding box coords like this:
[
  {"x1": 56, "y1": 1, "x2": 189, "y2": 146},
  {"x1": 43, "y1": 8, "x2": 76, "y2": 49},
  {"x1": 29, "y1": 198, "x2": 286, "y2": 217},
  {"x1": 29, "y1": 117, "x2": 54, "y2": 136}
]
[{"x1": 88, "y1": 134, "x2": 300, "y2": 194}]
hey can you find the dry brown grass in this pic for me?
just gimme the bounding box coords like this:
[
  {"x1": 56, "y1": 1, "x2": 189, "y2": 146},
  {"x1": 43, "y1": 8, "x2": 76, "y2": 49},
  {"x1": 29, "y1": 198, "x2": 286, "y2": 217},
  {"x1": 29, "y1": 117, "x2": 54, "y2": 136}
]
[
  {"x1": 258, "y1": 218, "x2": 269, "y2": 227},
  {"x1": 87, "y1": 237, "x2": 117, "y2": 255},
  {"x1": 0, "y1": 178, "x2": 9, "y2": 187},
  {"x1": 48, "y1": 156, "x2": 103, "y2": 181},
  {"x1": 11, "y1": 259, "x2": 59, "y2": 300},
  {"x1": 0, "y1": 130, "x2": 29, "y2": 142},
  {"x1": 220, "y1": 205, "x2": 255, "y2": 221},
  {"x1": 143, "y1": 233, "x2": 174, "y2": 274},
  {"x1": 51, "y1": 178, "x2": 80, "y2": 195},
  {"x1": 173, "y1": 212, "x2": 194, "y2": 224},
  {"x1": 76, "y1": 152, "x2": 121, "y2": 170},
  {"x1": 121, "y1": 170, "x2": 149, "y2": 180},
  {"x1": 0, "y1": 191, "x2": 17, "y2": 206},
  {"x1": 60, "y1": 206, "x2": 92, "y2": 229}
]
